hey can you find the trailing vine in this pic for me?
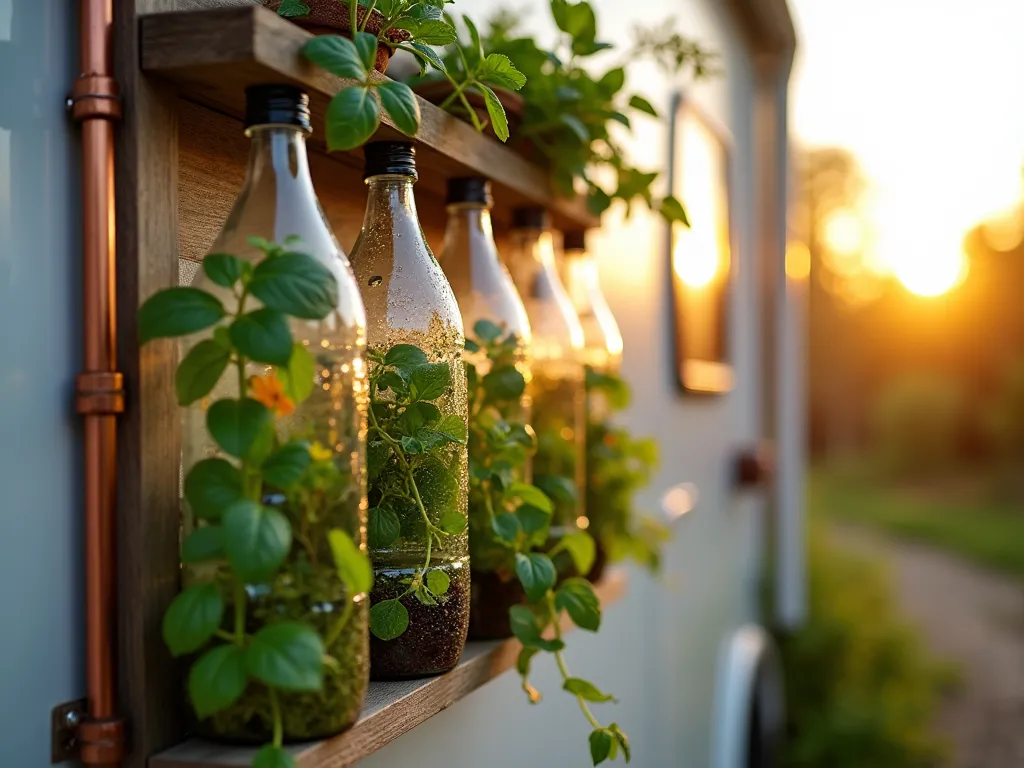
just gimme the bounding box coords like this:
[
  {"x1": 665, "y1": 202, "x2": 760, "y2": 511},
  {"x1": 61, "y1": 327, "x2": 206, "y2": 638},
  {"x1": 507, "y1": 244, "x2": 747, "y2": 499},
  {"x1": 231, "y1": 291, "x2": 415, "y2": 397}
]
[
  {"x1": 464, "y1": 320, "x2": 631, "y2": 766},
  {"x1": 140, "y1": 238, "x2": 372, "y2": 768},
  {"x1": 585, "y1": 368, "x2": 668, "y2": 572}
]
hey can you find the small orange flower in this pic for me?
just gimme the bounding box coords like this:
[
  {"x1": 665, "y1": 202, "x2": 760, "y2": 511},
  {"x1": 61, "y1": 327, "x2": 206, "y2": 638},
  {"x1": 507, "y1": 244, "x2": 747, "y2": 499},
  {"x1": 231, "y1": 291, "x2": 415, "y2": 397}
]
[{"x1": 250, "y1": 371, "x2": 295, "y2": 416}]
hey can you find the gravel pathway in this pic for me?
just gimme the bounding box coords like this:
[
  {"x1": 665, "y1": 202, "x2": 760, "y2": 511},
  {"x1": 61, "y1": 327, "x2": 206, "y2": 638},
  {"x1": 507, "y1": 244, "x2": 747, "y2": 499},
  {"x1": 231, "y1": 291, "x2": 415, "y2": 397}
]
[{"x1": 831, "y1": 525, "x2": 1024, "y2": 768}]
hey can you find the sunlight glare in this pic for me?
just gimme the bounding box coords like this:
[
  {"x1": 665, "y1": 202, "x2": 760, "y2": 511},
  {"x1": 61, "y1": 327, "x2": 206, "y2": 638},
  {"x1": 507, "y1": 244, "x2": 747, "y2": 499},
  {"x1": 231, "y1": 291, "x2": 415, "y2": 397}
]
[{"x1": 890, "y1": 247, "x2": 967, "y2": 297}]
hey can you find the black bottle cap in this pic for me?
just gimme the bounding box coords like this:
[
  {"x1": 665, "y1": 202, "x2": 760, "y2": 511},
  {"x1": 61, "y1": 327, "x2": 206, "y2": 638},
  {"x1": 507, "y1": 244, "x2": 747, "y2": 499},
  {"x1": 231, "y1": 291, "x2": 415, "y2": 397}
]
[
  {"x1": 562, "y1": 229, "x2": 587, "y2": 251},
  {"x1": 244, "y1": 84, "x2": 312, "y2": 133},
  {"x1": 512, "y1": 206, "x2": 551, "y2": 230},
  {"x1": 364, "y1": 141, "x2": 418, "y2": 180},
  {"x1": 446, "y1": 177, "x2": 493, "y2": 207}
]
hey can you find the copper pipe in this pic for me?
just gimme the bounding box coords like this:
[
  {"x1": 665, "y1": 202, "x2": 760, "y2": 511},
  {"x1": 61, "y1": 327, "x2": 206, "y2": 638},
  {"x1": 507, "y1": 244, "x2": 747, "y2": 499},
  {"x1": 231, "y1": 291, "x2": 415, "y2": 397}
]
[{"x1": 73, "y1": 0, "x2": 125, "y2": 765}]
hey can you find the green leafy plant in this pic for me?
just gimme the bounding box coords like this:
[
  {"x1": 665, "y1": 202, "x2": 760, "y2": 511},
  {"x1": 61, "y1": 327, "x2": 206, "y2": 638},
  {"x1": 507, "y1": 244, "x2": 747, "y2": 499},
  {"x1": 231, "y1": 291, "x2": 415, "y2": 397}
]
[
  {"x1": 364, "y1": 342, "x2": 468, "y2": 640},
  {"x1": 141, "y1": 238, "x2": 372, "y2": 768},
  {"x1": 472, "y1": 0, "x2": 714, "y2": 222},
  {"x1": 585, "y1": 368, "x2": 667, "y2": 571},
  {"x1": 291, "y1": 1, "x2": 524, "y2": 149},
  {"x1": 464, "y1": 320, "x2": 630, "y2": 766}
]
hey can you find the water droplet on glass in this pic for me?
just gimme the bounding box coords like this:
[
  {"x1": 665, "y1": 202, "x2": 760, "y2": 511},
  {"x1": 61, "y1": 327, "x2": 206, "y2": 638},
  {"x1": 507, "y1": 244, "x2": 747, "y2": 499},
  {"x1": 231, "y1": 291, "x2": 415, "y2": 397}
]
[{"x1": 369, "y1": 275, "x2": 383, "y2": 287}]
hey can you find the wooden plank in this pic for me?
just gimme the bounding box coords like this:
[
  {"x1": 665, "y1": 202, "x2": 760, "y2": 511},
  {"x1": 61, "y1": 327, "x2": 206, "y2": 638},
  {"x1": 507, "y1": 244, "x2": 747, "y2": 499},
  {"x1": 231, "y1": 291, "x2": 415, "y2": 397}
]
[
  {"x1": 115, "y1": 3, "x2": 191, "y2": 767},
  {"x1": 139, "y1": 4, "x2": 598, "y2": 232},
  {"x1": 149, "y1": 569, "x2": 628, "y2": 768}
]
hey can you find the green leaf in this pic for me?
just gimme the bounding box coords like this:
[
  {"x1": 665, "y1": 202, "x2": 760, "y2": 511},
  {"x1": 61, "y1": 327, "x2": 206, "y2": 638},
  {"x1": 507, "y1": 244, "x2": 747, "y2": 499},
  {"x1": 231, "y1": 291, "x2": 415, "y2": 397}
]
[
  {"x1": 423, "y1": 414, "x2": 467, "y2": 445},
  {"x1": 556, "y1": 577, "x2": 601, "y2": 631},
  {"x1": 559, "y1": 113, "x2": 590, "y2": 142},
  {"x1": 176, "y1": 340, "x2": 230, "y2": 405},
  {"x1": 482, "y1": 365, "x2": 526, "y2": 402},
  {"x1": 325, "y1": 85, "x2": 380, "y2": 151},
  {"x1": 230, "y1": 308, "x2": 293, "y2": 366},
  {"x1": 508, "y1": 605, "x2": 564, "y2": 652},
  {"x1": 276, "y1": 0, "x2": 310, "y2": 17},
  {"x1": 245, "y1": 622, "x2": 324, "y2": 691},
  {"x1": 188, "y1": 644, "x2": 248, "y2": 718},
  {"x1": 278, "y1": 343, "x2": 315, "y2": 404},
  {"x1": 369, "y1": 599, "x2": 409, "y2": 640},
  {"x1": 478, "y1": 54, "x2": 527, "y2": 91},
  {"x1": 609, "y1": 724, "x2": 631, "y2": 762},
  {"x1": 413, "y1": 19, "x2": 458, "y2": 45},
  {"x1": 463, "y1": 338, "x2": 480, "y2": 354},
  {"x1": 598, "y1": 67, "x2": 625, "y2": 95},
  {"x1": 248, "y1": 252, "x2": 339, "y2": 320},
  {"x1": 507, "y1": 482, "x2": 553, "y2": 514},
  {"x1": 439, "y1": 512, "x2": 467, "y2": 534},
  {"x1": 409, "y1": 361, "x2": 452, "y2": 401},
  {"x1": 181, "y1": 525, "x2": 225, "y2": 563},
  {"x1": 253, "y1": 745, "x2": 295, "y2": 768},
  {"x1": 384, "y1": 343, "x2": 429, "y2": 369},
  {"x1": 261, "y1": 441, "x2": 311, "y2": 489},
  {"x1": 414, "y1": 586, "x2": 438, "y2": 606},
  {"x1": 472, "y1": 319, "x2": 503, "y2": 343},
  {"x1": 516, "y1": 504, "x2": 551, "y2": 539},
  {"x1": 551, "y1": 0, "x2": 597, "y2": 41},
  {"x1": 400, "y1": 435, "x2": 424, "y2": 454},
  {"x1": 587, "y1": 186, "x2": 613, "y2": 217},
  {"x1": 328, "y1": 529, "x2": 373, "y2": 595},
  {"x1": 368, "y1": 505, "x2": 401, "y2": 548},
  {"x1": 378, "y1": 80, "x2": 420, "y2": 138},
  {"x1": 207, "y1": 398, "x2": 272, "y2": 459},
  {"x1": 516, "y1": 645, "x2": 539, "y2": 677},
  {"x1": 353, "y1": 31, "x2": 378, "y2": 71},
  {"x1": 139, "y1": 287, "x2": 225, "y2": 343},
  {"x1": 203, "y1": 252, "x2": 247, "y2": 288},
  {"x1": 492, "y1": 512, "x2": 521, "y2": 543},
  {"x1": 589, "y1": 728, "x2": 613, "y2": 766},
  {"x1": 401, "y1": 41, "x2": 446, "y2": 75},
  {"x1": 222, "y1": 501, "x2": 292, "y2": 583},
  {"x1": 401, "y1": 401, "x2": 442, "y2": 433},
  {"x1": 659, "y1": 195, "x2": 690, "y2": 226},
  {"x1": 426, "y1": 569, "x2": 450, "y2": 595},
  {"x1": 477, "y1": 83, "x2": 509, "y2": 142},
  {"x1": 564, "y1": 677, "x2": 615, "y2": 702},
  {"x1": 515, "y1": 552, "x2": 557, "y2": 602},
  {"x1": 629, "y1": 94, "x2": 658, "y2": 117},
  {"x1": 162, "y1": 583, "x2": 223, "y2": 657},
  {"x1": 377, "y1": 370, "x2": 409, "y2": 395},
  {"x1": 562, "y1": 530, "x2": 596, "y2": 575},
  {"x1": 301, "y1": 34, "x2": 367, "y2": 80},
  {"x1": 185, "y1": 458, "x2": 243, "y2": 520},
  {"x1": 535, "y1": 475, "x2": 577, "y2": 505},
  {"x1": 463, "y1": 14, "x2": 484, "y2": 68}
]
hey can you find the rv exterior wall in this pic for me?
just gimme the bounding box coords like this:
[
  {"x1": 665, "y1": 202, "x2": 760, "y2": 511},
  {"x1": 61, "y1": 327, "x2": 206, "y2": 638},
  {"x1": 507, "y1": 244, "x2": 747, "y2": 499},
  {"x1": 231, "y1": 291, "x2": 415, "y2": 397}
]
[{"x1": 0, "y1": 1, "x2": 85, "y2": 764}]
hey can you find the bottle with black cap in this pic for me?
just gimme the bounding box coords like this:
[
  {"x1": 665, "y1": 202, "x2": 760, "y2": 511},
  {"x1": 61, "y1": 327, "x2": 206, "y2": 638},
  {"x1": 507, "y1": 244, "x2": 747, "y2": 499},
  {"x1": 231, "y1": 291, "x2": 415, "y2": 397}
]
[
  {"x1": 180, "y1": 84, "x2": 370, "y2": 741},
  {"x1": 507, "y1": 207, "x2": 588, "y2": 535},
  {"x1": 438, "y1": 178, "x2": 534, "y2": 639},
  {"x1": 348, "y1": 141, "x2": 470, "y2": 679}
]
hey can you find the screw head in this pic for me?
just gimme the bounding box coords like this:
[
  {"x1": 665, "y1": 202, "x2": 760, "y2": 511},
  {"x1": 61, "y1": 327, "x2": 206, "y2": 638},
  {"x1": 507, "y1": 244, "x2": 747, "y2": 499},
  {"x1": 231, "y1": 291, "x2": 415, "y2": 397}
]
[{"x1": 63, "y1": 709, "x2": 80, "y2": 728}]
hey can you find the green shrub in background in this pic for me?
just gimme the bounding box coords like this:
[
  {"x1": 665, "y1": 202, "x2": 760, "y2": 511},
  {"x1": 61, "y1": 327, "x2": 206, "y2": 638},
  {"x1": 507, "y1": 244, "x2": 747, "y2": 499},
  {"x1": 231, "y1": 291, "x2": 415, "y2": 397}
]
[
  {"x1": 871, "y1": 373, "x2": 965, "y2": 479},
  {"x1": 983, "y1": 356, "x2": 1024, "y2": 462},
  {"x1": 775, "y1": 526, "x2": 952, "y2": 768}
]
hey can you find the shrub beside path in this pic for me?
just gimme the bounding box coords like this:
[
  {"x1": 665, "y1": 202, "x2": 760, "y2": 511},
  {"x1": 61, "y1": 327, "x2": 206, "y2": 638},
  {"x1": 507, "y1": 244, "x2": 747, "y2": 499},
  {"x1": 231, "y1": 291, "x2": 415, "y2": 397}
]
[{"x1": 831, "y1": 525, "x2": 1024, "y2": 768}]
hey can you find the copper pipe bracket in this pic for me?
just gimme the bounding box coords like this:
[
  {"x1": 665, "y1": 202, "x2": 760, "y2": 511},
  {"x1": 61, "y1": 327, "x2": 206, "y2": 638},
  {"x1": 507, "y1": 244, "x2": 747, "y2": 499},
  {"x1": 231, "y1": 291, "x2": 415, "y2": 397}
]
[
  {"x1": 69, "y1": 75, "x2": 122, "y2": 122},
  {"x1": 78, "y1": 717, "x2": 127, "y2": 765},
  {"x1": 51, "y1": 698, "x2": 88, "y2": 763},
  {"x1": 76, "y1": 371, "x2": 125, "y2": 415}
]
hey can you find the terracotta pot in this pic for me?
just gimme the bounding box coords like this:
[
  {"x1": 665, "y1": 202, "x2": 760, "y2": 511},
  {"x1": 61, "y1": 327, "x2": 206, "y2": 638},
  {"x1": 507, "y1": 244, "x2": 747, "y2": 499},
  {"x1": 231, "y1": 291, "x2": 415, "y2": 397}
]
[
  {"x1": 414, "y1": 80, "x2": 525, "y2": 140},
  {"x1": 263, "y1": 0, "x2": 409, "y2": 73}
]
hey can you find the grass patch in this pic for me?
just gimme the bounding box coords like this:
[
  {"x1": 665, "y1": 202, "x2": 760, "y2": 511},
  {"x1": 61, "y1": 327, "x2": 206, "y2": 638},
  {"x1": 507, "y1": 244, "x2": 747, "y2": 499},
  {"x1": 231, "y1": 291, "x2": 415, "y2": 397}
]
[{"x1": 811, "y1": 465, "x2": 1024, "y2": 580}]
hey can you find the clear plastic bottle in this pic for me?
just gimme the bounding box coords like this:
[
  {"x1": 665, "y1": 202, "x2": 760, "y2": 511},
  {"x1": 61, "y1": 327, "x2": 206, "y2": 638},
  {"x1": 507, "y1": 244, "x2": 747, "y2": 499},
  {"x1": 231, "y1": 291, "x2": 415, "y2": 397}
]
[
  {"x1": 181, "y1": 85, "x2": 369, "y2": 741},
  {"x1": 438, "y1": 178, "x2": 533, "y2": 639},
  {"x1": 506, "y1": 207, "x2": 587, "y2": 532},
  {"x1": 348, "y1": 142, "x2": 470, "y2": 679},
  {"x1": 560, "y1": 229, "x2": 625, "y2": 581}
]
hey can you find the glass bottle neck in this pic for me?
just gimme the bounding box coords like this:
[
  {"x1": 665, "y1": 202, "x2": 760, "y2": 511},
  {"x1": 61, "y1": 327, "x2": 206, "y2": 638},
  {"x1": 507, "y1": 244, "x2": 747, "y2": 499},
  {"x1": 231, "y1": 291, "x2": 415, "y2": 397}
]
[
  {"x1": 443, "y1": 204, "x2": 498, "y2": 269},
  {"x1": 562, "y1": 250, "x2": 601, "y2": 315},
  {"x1": 243, "y1": 125, "x2": 315, "y2": 198},
  {"x1": 362, "y1": 174, "x2": 421, "y2": 232},
  {"x1": 509, "y1": 228, "x2": 559, "y2": 284}
]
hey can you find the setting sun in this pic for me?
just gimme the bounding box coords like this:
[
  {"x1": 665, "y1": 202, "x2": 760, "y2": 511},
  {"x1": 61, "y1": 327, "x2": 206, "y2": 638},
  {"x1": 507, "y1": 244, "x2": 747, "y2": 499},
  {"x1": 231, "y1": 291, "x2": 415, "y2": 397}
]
[{"x1": 889, "y1": 248, "x2": 968, "y2": 297}]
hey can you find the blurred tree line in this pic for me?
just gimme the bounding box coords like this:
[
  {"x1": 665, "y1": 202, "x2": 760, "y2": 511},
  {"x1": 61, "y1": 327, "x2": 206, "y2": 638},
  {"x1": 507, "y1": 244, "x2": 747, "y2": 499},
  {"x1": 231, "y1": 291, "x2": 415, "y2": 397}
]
[{"x1": 799, "y1": 148, "x2": 1024, "y2": 486}]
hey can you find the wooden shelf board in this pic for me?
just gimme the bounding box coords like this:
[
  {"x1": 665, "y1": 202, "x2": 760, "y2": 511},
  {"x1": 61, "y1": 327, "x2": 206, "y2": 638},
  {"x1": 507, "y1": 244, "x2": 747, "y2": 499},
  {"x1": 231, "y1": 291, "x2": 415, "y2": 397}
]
[
  {"x1": 148, "y1": 569, "x2": 626, "y2": 768},
  {"x1": 139, "y1": 5, "x2": 598, "y2": 232}
]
